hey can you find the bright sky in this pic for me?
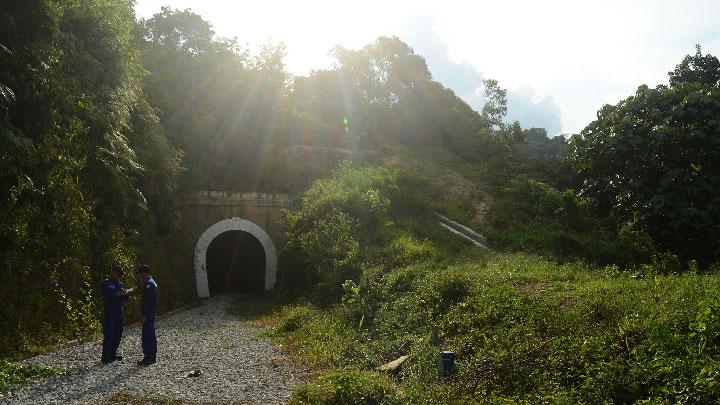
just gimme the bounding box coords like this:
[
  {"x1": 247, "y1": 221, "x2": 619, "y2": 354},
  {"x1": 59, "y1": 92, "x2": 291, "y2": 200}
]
[{"x1": 134, "y1": 0, "x2": 720, "y2": 135}]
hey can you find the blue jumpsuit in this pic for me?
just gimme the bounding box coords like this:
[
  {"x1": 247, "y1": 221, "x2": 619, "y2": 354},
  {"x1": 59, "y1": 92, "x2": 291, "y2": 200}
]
[
  {"x1": 141, "y1": 276, "x2": 158, "y2": 360},
  {"x1": 101, "y1": 277, "x2": 128, "y2": 361}
]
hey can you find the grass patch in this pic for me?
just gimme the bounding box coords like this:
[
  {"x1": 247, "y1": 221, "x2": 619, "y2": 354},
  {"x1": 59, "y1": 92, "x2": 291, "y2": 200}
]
[
  {"x1": 266, "y1": 305, "x2": 367, "y2": 370},
  {"x1": 272, "y1": 251, "x2": 720, "y2": 402},
  {"x1": 289, "y1": 369, "x2": 402, "y2": 405},
  {"x1": 0, "y1": 360, "x2": 63, "y2": 395}
]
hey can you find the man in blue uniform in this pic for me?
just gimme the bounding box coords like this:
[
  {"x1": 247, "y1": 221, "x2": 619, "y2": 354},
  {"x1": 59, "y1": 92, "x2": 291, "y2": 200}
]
[
  {"x1": 100, "y1": 264, "x2": 130, "y2": 363},
  {"x1": 136, "y1": 264, "x2": 158, "y2": 365}
]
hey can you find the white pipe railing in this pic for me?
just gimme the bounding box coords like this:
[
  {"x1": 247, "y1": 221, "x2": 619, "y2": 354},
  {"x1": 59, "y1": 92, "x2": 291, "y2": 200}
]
[{"x1": 436, "y1": 213, "x2": 488, "y2": 249}]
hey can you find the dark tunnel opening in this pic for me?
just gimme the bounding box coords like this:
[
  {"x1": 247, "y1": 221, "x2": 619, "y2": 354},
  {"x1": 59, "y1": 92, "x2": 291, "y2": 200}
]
[{"x1": 206, "y1": 230, "x2": 266, "y2": 296}]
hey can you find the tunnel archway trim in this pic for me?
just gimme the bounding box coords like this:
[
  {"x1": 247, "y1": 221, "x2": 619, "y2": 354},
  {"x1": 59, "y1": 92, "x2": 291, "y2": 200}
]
[{"x1": 194, "y1": 217, "x2": 277, "y2": 297}]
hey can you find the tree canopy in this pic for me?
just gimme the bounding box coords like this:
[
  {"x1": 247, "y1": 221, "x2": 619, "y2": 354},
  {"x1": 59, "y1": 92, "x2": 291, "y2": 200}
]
[
  {"x1": 0, "y1": 0, "x2": 186, "y2": 355},
  {"x1": 570, "y1": 46, "x2": 720, "y2": 261}
]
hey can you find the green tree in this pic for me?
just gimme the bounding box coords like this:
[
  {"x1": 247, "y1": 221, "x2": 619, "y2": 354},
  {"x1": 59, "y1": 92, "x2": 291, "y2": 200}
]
[
  {"x1": 139, "y1": 7, "x2": 291, "y2": 191},
  {"x1": 280, "y1": 163, "x2": 391, "y2": 305},
  {"x1": 329, "y1": 36, "x2": 490, "y2": 155},
  {"x1": 0, "y1": 0, "x2": 183, "y2": 355},
  {"x1": 480, "y1": 79, "x2": 507, "y2": 130},
  {"x1": 570, "y1": 47, "x2": 720, "y2": 262}
]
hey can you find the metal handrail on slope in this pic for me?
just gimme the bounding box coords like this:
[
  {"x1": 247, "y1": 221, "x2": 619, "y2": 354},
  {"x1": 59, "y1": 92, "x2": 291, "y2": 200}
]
[{"x1": 435, "y1": 213, "x2": 488, "y2": 249}]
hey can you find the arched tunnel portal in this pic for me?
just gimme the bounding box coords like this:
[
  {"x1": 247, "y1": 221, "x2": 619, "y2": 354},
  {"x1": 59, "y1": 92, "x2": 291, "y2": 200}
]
[{"x1": 194, "y1": 218, "x2": 277, "y2": 297}]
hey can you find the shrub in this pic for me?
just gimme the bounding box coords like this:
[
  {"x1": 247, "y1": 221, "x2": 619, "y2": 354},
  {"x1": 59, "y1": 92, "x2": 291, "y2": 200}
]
[
  {"x1": 385, "y1": 169, "x2": 433, "y2": 216},
  {"x1": 279, "y1": 162, "x2": 393, "y2": 305},
  {"x1": 381, "y1": 263, "x2": 431, "y2": 295},
  {"x1": 485, "y1": 175, "x2": 596, "y2": 231},
  {"x1": 617, "y1": 219, "x2": 656, "y2": 262},
  {"x1": 416, "y1": 268, "x2": 474, "y2": 314},
  {"x1": 274, "y1": 306, "x2": 318, "y2": 333},
  {"x1": 381, "y1": 235, "x2": 439, "y2": 268},
  {"x1": 482, "y1": 176, "x2": 658, "y2": 266}
]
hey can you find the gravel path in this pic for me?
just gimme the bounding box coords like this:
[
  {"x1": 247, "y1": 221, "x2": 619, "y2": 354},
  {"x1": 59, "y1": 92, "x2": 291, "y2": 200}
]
[{"x1": 6, "y1": 296, "x2": 310, "y2": 404}]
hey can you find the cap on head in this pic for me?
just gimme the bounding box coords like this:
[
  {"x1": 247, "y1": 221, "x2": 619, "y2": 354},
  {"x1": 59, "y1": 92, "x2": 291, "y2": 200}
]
[
  {"x1": 136, "y1": 264, "x2": 151, "y2": 274},
  {"x1": 111, "y1": 264, "x2": 124, "y2": 274}
]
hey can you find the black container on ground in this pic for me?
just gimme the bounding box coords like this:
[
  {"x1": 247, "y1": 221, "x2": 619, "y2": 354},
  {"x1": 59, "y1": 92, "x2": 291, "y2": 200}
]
[{"x1": 438, "y1": 351, "x2": 455, "y2": 377}]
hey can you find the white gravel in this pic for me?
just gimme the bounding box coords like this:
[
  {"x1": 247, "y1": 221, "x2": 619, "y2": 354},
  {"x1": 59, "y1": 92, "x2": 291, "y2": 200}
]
[{"x1": 5, "y1": 295, "x2": 310, "y2": 404}]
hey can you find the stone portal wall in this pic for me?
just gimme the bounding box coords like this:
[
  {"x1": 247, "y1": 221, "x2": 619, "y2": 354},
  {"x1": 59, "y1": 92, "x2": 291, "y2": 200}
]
[
  {"x1": 189, "y1": 191, "x2": 291, "y2": 244},
  {"x1": 188, "y1": 191, "x2": 291, "y2": 296}
]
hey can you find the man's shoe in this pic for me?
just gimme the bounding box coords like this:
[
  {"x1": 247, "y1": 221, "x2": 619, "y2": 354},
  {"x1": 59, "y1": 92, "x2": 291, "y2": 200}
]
[
  {"x1": 101, "y1": 357, "x2": 115, "y2": 364},
  {"x1": 137, "y1": 358, "x2": 155, "y2": 366},
  {"x1": 114, "y1": 355, "x2": 123, "y2": 361}
]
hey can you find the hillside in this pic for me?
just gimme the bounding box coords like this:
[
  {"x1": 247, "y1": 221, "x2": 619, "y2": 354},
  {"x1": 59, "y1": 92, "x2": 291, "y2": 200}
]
[{"x1": 265, "y1": 161, "x2": 720, "y2": 404}]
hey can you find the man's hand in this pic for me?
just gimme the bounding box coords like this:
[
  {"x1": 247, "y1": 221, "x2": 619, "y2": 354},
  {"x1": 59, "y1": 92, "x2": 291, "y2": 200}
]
[
  {"x1": 142, "y1": 317, "x2": 146, "y2": 325},
  {"x1": 117, "y1": 288, "x2": 128, "y2": 296}
]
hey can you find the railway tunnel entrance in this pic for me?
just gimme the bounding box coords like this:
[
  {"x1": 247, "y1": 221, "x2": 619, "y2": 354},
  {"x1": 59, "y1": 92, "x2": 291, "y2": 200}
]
[
  {"x1": 206, "y1": 230, "x2": 266, "y2": 295},
  {"x1": 194, "y1": 217, "x2": 278, "y2": 298}
]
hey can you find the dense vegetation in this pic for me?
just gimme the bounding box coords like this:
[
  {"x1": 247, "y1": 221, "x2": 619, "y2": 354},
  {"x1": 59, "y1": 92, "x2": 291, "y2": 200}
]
[
  {"x1": 570, "y1": 46, "x2": 720, "y2": 263},
  {"x1": 0, "y1": 0, "x2": 190, "y2": 357},
  {"x1": 266, "y1": 163, "x2": 720, "y2": 403},
  {"x1": 2, "y1": 0, "x2": 720, "y2": 402}
]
